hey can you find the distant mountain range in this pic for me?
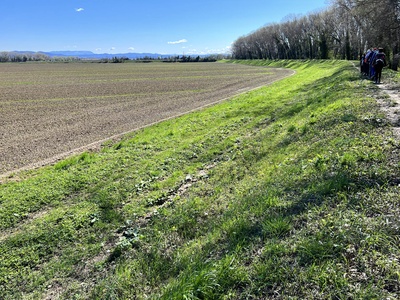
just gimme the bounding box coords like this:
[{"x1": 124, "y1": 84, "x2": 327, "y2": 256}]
[
  {"x1": 11, "y1": 50, "x2": 206, "y2": 60},
  {"x1": 46, "y1": 51, "x2": 173, "y2": 59}
]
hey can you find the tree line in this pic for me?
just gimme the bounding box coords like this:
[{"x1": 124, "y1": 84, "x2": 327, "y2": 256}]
[
  {"x1": 0, "y1": 52, "x2": 230, "y2": 63},
  {"x1": 0, "y1": 52, "x2": 82, "y2": 62},
  {"x1": 231, "y1": 0, "x2": 400, "y2": 69}
]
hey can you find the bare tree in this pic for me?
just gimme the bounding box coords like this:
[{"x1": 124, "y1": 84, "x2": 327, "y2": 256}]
[
  {"x1": 332, "y1": 0, "x2": 400, "y2": 63},
  {"x1": 231, "y1": 0, "x2": 400, "y2": 66}
]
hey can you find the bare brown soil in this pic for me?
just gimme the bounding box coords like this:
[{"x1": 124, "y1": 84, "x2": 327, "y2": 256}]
[{"x1": 0, "y1": 62, "x2": 294, "y2": 178}]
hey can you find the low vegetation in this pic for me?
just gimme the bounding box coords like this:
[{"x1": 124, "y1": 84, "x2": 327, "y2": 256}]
[{"x1": 0, "y1": 60, "x2": 399, "y2": 299}]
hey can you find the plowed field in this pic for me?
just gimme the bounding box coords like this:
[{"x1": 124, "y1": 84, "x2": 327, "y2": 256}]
[{"x1": 0, "y1": 62, "x2": 293, "y2": 176}]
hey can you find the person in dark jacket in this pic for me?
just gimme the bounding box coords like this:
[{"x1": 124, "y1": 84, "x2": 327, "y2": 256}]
[{"x1": 373, "y1": 48, "x2": 387, "y2": 84}]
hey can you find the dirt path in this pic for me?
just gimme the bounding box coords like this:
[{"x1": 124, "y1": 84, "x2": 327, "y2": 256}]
[
  {"x1": 351, "y1": 61, "x2": 400, "y2": 136},
  {"x1": 376, "y1": 83, "x2": 400, "y2": 137}
]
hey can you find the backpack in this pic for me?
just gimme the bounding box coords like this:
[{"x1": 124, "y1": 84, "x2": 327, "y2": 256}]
[{"x1": 374, "y1": 53, "x2": 385, "y2": 67}]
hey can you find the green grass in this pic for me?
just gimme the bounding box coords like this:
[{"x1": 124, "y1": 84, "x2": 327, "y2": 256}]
[{"x1": 1, "y1": 60, "x2": 399, "y2": 299}]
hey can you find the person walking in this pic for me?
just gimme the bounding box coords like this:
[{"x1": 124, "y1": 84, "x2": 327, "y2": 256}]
[
  {"x1": 364, "y1": 48, "x2": 374, "y2": 79},
  {"x1": 373, "y1": 48, "x2": 387, "y2": 84},
  {"x1": 369, "y1": 48, "x2": 378, "y2": 80}
]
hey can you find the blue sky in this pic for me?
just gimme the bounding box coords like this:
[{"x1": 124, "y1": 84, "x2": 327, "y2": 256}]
[{"x1": 2, "y1": 0, "x2": 329, "y2": 55}]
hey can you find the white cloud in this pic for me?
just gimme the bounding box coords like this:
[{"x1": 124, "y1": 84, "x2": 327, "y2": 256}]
[
  {"x1": 128, "y1": 47, "x2": 135, "y2": 51},
  {"x1": 168, "y1": 39, "x2": 188, "y2": 45},
  {"x1": 110, "y1": 47, "x2": 116, "y2": 51},
  {"x1": 75, "y1": 8, "x2": 84, "y2": 12},
  {"x1": 183, "y1": 45, "x2": 232, "y2": 55}
]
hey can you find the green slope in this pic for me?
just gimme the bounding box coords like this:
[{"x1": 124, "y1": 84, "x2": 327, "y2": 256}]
[{"x1": 0, "y1": 60, "x2": 399, "y2": 299}]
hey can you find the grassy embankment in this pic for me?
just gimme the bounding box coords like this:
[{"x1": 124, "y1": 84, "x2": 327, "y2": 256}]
[{"x1": 0, "y1": 60, "x2": 399, "y2": 299}]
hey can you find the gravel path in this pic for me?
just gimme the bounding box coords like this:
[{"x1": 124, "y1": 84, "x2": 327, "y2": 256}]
[
  {"x1": 351, "y1": 61, "x2": 400, "y2": 137},
  {"x1": 376, "y1": 83, "x2": 400, "y2": 136}
]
